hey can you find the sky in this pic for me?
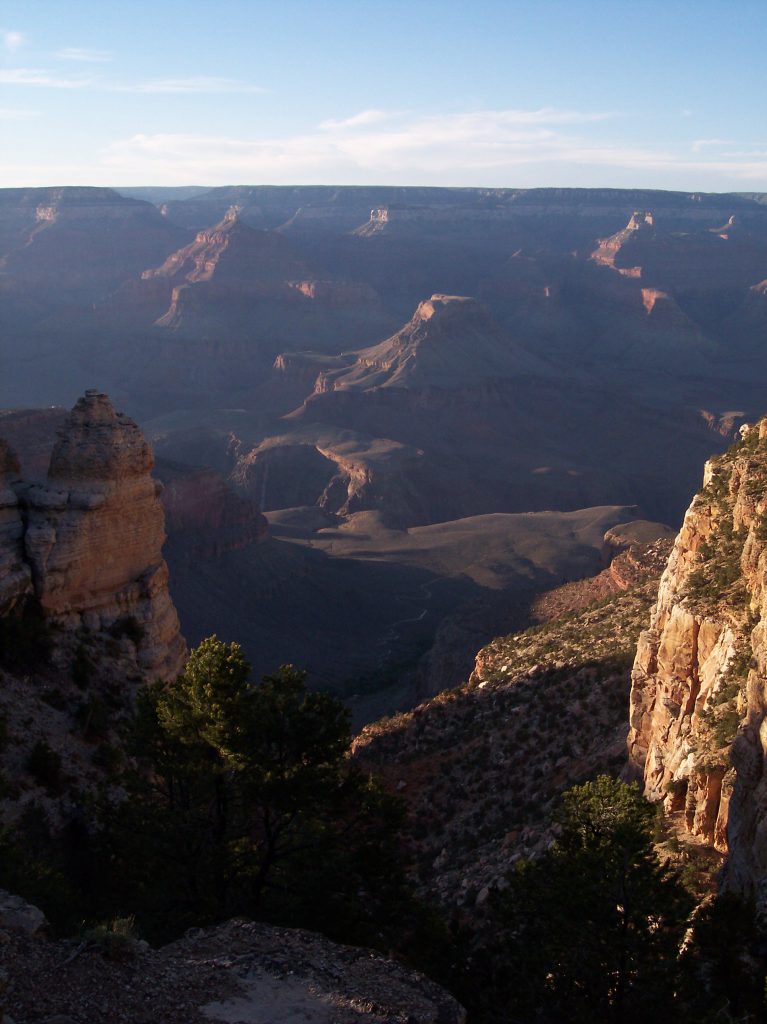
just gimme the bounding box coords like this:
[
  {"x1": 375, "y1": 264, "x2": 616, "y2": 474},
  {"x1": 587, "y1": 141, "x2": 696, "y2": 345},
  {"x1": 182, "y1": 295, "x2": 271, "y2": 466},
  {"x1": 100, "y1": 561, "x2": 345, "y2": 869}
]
[{"x1": 1, "y1": 0, "x2": 766, "y2": 192}]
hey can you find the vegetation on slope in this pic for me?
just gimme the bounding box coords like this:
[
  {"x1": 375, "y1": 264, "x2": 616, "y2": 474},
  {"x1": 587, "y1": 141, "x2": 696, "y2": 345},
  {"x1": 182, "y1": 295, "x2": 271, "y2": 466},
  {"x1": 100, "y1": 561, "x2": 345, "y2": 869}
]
[{"x1": 356, "y1": 571, "x2": 664, "y2": 906}]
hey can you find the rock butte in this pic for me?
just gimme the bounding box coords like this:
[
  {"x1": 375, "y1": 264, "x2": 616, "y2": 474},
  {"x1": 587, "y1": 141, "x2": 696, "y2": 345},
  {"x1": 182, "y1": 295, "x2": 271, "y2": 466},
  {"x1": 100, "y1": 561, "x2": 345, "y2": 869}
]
[{"x1": 1, "y1": 390, "x2": 185, "y2": 681}]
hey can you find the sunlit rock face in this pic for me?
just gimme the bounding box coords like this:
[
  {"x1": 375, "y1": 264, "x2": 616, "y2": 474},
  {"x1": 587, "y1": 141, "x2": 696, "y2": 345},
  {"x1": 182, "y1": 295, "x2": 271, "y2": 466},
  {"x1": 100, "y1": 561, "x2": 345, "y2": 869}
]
[
  {"x1": 21, "y1": 390, "x2": 185, "y2": 681},
  {"x1": 628, "y1": 420, "x2": 767, "y2": 901}
]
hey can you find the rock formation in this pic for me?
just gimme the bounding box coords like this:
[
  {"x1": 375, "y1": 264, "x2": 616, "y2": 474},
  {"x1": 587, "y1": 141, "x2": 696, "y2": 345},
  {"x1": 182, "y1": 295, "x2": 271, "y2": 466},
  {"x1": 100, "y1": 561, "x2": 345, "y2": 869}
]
[
  {"x1": 0, "y1": 440, "x2": 31, "y2": 615},
  {"x1": 314, "y1": 293, "x2": 545, "y2": 392},
  {"x1": 628, "y1": 420, "x2": 767, "y2": 898},
  {"x1": 159, "y1": 458, "x2": 269, "y2": 561},
  {"x1": 3, "y1": 915, "x2": 465, "y2": 1024},
  {"x1": 5, "y1": 390, "x2": 185, "y2": 681}
]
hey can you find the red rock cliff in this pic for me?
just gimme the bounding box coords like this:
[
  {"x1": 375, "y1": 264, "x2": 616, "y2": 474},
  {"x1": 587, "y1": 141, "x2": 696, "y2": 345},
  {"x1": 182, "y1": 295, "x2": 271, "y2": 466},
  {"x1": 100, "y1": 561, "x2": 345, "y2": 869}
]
[
  {"x1": 628, "y1": 420, "x2": 767, "y2": 899},
  {"x1": 20, "y1": 391, "x2": 185, "y2": 681}
]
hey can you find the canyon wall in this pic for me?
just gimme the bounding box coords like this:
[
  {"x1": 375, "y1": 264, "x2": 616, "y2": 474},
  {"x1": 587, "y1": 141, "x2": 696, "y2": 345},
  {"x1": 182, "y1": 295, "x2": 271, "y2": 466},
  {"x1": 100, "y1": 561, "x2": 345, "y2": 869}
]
[
  {"x1": 0, "y1": 440, "x2": 32, "y2": 615},
  {"x1": 1, "y1": 390, "x2": 185, "y2": 681},
  {"x1": 628, "y1": 420, "x2": 767, "y2": 898}
]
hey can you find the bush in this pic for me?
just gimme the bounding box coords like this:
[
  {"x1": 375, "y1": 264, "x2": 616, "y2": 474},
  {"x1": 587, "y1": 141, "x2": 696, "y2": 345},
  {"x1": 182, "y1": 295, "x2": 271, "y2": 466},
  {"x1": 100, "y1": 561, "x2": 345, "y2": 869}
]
[
  {"x1": 479, "y1": 777, "x2": 694, "y2": 1024},
  {"x1": 109, "y1": 617, "x2": 145, "y2": 646},
  {"x1": 0, "y1": 600, "x2": 53, "y2": 672},
  {"x1": 72, "y1": 643, "x2": 95, "y2": 689},
  {"x1": 75, "y1": 696, "x2": 111, "y2": 741},
  {"x1": 26, "y1": 740, "x2": 65, "y2": 794},
  {"x1": 81, "y1": 916, "x2": 141, "y2": 961},
  {"x1": 0, "y1": 826, "x2": 78, "y2": 932}
]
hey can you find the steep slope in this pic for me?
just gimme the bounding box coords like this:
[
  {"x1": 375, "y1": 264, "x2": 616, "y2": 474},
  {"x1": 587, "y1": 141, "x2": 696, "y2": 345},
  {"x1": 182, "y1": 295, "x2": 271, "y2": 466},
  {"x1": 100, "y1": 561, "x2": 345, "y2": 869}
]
[
  {"x1": 313, "y1": 293, "x2": 545, "y2": 391},
  {"x1": 143, "y1": 205, "x2": 307, "y2": 288},
  {"x1": 126, "y1": 207, "x2": 394, "y2": 356},
  {"x1": 628, "y1": 419, "x2": 767, "y2": 901},
  {"x1": 590, "y1": 208, "x2": 767, "y2": 328},
  {"x1": 354, "y1": 535, "x2": 672, "y2": 907},
  {"x1": 0, "y1": 186, "x2": 188, "y2": 314}
]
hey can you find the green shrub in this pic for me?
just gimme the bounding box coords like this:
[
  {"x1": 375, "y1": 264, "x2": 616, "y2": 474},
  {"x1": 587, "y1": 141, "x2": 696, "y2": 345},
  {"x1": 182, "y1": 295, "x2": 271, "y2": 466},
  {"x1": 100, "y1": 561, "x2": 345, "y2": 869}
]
[
  {"x1": 81, "y1": 916, "x2": 140, "y2": 961},
  {"x1": 713, "y1": 708, "x2": 740, "y2": 747}
]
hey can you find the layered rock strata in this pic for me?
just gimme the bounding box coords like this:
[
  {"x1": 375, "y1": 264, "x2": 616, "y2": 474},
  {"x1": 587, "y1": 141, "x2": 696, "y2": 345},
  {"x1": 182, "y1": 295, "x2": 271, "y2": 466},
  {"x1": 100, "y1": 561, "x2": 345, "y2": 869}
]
[
  {"x1": 628, "y1": 420, "x2": 767, "y2": 896},
  {"x1": 13, "y1": 391, "x2": 185, "y2": 680}
]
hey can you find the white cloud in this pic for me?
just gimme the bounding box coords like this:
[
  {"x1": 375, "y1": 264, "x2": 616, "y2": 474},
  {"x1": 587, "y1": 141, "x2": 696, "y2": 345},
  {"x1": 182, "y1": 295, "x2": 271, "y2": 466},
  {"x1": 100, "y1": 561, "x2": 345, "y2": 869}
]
[
  {"x1": 0, "y1": 67, "x2": 264, "y2": 94},
  {"x1": 3, "y1": 30, "x2": 23, "y2": 51},
  {"x1": 0, "y1": 107, "x2": 38, "y2": 120},
  {"x1": 319, "y1": 109, "x2": 403, "y2": 131},
  {"x1": 92, "y1": 109, "x2": 690, "y2": 186},
  {"x1": 3, "y1": 106, "x2": 766, "y2": 189},
  {"x1": 113, "y1": 76, "x2": 267, "y2": 94},
  {"x1": 692, "y1": 138, "x2": 734, "y2": 152},
  {"x1": 56, "y1": 47, "x2": 112, "y2": 63},
  {"x1": 320, "y1": 107, "x2": 614, "y2": 134},
  {"x1": 0, "y1": 67, "x2": 94, "y2": 89},
  {"x1": 722, "y1": 149, "x2": 767, "y2": 159}
]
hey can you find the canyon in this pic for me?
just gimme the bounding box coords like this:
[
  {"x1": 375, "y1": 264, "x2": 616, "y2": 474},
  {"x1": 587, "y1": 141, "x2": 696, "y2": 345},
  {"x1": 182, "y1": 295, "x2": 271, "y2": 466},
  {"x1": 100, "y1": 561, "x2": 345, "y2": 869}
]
[{"x1": 3, "y1": 184, "x2": 767, "y2": 1017}]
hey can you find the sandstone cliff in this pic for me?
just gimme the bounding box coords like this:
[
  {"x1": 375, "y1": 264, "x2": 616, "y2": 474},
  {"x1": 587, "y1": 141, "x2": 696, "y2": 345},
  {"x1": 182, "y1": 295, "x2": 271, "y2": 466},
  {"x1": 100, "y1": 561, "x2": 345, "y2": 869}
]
[
  {"x1": 4, "y1": 391, "x2": 185, "y2": 681},
  {"x1": 628, "y1": 420, "x2": 767, "y2": 897}
]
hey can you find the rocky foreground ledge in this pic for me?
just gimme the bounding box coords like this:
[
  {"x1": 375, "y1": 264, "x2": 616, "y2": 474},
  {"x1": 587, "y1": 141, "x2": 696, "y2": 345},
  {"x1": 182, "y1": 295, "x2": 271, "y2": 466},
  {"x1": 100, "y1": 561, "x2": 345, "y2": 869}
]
[{"x1": 1, "y1": 898, "x2": 464, "y2": 1024}]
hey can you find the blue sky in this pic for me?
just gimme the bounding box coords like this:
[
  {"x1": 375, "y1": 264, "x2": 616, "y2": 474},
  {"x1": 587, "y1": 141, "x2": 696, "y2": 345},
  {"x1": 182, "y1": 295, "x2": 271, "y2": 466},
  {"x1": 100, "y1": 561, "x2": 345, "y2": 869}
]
[{"x1": 1, "y1": 0, "x2": 766, "y2": 191}]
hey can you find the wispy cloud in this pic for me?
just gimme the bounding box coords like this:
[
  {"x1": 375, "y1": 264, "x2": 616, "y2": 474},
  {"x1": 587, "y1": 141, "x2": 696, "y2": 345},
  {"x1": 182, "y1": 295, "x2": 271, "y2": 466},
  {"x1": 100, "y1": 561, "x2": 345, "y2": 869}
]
[
  {"x1": 320, "y1": 107, "x2": 614, "y2": 134},
  {"x1": 4, "y1": 106, "x2": 767, "y2": 190},
  {"x1": 0, "y1": 67, "x2": 94, "y2": 89},
  {"x1": 722, "y1": 149, "x2": 767, "y2": 159},
  {"x1": 113, "y1": 76, "x2": 267, "y2": 94},
  {"x1": 2, "y1": 30, "x2": 23, "y2": 51},
  {"x1": 56, "y1": 47, "x2": 112, "y2": 63},
  {"x1": 319, "y1": 110, "x2": 407, "y2": 131},
  {"x1": 0, "y1": 67, "x2": 264, "y2": 94},
  {"x1": 0, "y1": 107, "x2": 39, "y2": 120},
  {"x1": 94, "y1": 108, "x2": 663, "y2": 186},
  {"x1": 692, "y1": 138, "x2": 734, "y2": 152}
]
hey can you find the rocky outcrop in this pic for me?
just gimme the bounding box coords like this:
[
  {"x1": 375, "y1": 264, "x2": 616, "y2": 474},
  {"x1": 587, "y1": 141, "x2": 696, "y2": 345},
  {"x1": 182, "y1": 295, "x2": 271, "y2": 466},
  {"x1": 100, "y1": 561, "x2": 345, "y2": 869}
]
[
  {"x1": 591, "y1": 210, "x2": 653, "y2": 276},
  {"x1": 628, "y1": 420, "x2": 767, "y2": 894},
  {"x1": 3, "y1": 916, "x2": 465, "y2": 1024},
  {"x1": 0, "y1": 440, "x2": 32, "y2": 615},
  {"x1": 313, "y1": 293, "x2": 545, "y2": 392},
  {"x1": 142, "y1": 206, "x2": 307, "y2": 290},
  {"x1": 231, "y1": 431, "x2": 427, "y2": 523},
  {"x1": 14, "y1": 391, "x2": 185, "y2": 681}
]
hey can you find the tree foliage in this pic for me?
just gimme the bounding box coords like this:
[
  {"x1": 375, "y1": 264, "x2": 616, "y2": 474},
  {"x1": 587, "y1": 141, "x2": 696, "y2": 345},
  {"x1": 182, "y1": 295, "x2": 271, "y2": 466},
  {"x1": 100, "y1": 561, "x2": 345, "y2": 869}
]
[
  {"x1": 475, "y1": 776, "x2": 695, "y2": 1023},
  {"x1": 100, "y1": 638, "x2": 417, "y2": 946}
]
